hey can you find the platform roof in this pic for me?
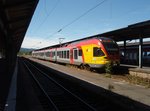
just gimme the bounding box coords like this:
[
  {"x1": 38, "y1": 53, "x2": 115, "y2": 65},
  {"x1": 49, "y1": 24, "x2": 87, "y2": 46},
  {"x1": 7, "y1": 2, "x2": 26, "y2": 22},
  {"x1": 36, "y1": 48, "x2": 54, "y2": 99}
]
[
  {"x1": 37, "y1": 20, "x2": 150, "y2": 51},
  {"x1": 100, "y1": 20, "x2": 150, "y2": 41},
  {"x1": 0, "y1": 0, "x2": 39, "y2": 53}
]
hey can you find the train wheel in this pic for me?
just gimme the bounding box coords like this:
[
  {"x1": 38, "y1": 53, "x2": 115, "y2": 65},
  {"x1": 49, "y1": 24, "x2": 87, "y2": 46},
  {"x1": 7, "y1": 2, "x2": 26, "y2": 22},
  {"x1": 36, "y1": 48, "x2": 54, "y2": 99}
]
[
  {"x1": 80, "y1": 64, "x2": 85, "y2": 70},
  {"x1": 80, "y1": 64, "x2": 91, "y2": 71},
  {"x1": 84, "y1": 64, "x2": 91, "y2": 71}
]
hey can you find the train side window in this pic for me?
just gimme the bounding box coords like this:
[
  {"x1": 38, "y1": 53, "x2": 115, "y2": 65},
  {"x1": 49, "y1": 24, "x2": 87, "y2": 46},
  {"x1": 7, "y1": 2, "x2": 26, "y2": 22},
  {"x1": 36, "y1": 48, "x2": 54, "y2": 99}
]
[
  {"x1": 79, "y1": 49, "x2": 82, "y2": 56},
  {"x1": 48, "y1": 52, "x2": 50, "y2": 57},
  {"x1": 67, "y1": 50, "x2": 69, "y2": 59},
  {"x1": 58, "y1": 51, "x2": 60, "y2": 58},
  {"x1": 60, "y1": 51, "x2": 62, "y2": 58},
  {"x1": 53, "y1": 51, "x2": 55, "y2": 57},
  {"x1": 62, "y1": 51, "x2": 64, "y2": 58},
  {"x1": 64, "y1": 51, "x2": 66, "y2": 58},
  {"x1": 45, "y1": 52, "x2": 50, "y2": 57},
  {"x1": 93, "y1": 47, "x2": 104, "y2": 57},
  {"x1": 52, "y1": 52, "x2": 54, "y2": 57},
  {"x1": 57, "y1": 51, "x2": 59, "y2": 57},
  {"x1": 41, "y1": 52, "x2": 44, "y2": 56},
  {"x1": 59, "y1": 51, "x2": 61, "y2": 57}
]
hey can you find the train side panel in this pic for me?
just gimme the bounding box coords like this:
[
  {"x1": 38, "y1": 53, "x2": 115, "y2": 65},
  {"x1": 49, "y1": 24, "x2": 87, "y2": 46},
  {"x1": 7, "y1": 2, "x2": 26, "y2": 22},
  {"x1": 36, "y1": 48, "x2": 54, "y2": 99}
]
[
  {"x1": 56, "y1": 48, "x2": 70, "y2": 64},
  {"x1": 50, "y1": 48, "x2": 57, "y2": 62},
  {"x1": 44, "y1": 49, "x2": 50, "y2": 61}
]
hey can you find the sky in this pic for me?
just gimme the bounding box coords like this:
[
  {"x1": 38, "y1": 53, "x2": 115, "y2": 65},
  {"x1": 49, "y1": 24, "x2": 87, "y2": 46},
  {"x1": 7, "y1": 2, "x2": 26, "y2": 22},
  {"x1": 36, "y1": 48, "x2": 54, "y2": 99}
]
[{"x1": 21, "y1": 0, "x2": 150, "y2": 49}]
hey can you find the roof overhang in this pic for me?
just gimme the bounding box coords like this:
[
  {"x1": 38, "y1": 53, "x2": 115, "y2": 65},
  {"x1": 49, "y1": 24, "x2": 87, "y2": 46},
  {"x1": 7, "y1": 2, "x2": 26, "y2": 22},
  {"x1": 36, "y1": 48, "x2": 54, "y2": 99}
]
[
  {"x1": 0, "y1": 0, "x2": 39, "y2": 53},
  {"x1": 100, "y1": 20, "x2": 150, "y2": 41}
]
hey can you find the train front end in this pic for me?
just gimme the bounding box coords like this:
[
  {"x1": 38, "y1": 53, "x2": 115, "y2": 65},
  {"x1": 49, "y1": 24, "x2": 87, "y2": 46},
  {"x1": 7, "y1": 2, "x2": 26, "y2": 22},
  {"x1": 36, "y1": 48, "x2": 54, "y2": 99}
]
[
  {"x1": 100, "y1": 37, "x2": 120, "y2": 67},
  {"x1": 86, "y1": 37, "x2": 120, "y2": 68}
]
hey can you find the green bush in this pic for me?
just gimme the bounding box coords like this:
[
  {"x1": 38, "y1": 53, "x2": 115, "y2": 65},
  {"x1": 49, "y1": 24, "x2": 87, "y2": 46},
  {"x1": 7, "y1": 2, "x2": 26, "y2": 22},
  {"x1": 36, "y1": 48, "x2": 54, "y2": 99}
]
[{"x1": 105, "y1": 62, "x2": 113, "y2": 74}]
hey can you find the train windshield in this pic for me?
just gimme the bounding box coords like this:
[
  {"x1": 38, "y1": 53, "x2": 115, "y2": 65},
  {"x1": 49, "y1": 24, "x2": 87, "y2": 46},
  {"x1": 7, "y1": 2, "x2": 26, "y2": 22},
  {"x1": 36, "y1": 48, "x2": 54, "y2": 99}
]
[
  {"x1": 101, "y1": 39, "x2": 119, "y2": 54},
  {"x1": 93, "y1": 47, "x2": 105, "y2": 57}
]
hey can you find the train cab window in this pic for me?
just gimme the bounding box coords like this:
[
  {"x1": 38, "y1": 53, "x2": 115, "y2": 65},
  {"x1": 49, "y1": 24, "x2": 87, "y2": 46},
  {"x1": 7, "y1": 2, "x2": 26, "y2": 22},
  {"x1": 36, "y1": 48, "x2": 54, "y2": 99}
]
[
  {"x1": 93, "y1": 47, "x2": 104, "y2": 57},
  {"x1": 74, "y1": 49, "x2": 78, "y2": 59},
  {"x1": 79, "y1": 49, "x2": 82, "y2": 56}
]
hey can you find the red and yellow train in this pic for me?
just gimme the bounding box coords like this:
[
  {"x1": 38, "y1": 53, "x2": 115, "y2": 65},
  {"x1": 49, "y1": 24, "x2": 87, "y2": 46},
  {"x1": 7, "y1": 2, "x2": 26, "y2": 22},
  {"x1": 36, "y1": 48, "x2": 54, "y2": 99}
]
[{"x1": 32, "y1": 37, "x2": 120, "y2": 68}]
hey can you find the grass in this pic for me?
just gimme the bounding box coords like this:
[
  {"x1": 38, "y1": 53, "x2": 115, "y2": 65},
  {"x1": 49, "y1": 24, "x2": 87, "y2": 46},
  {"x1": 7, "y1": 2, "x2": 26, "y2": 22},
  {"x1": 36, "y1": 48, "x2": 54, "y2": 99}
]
[
  {"x1": 126, "y1": 75, "x2": 150, "y2": 88},
  {"x1": 105, "y1": 62, "x2": 113, "y2": 74},
  {"x1": 66, "y1": 63, "x2": 150, "y2": 88},
  {"x1": 105, "y1": 73, "x2": 112, "y2": 78}
]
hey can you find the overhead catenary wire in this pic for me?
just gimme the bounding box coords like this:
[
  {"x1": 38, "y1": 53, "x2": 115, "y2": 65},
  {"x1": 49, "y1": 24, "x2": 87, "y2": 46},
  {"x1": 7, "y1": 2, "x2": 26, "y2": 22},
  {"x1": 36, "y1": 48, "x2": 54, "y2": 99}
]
[
  {"x1": 57, "y1": 0, "x2": 108, "y2": 32},
  {"x1": 33, "y1": 0, "x2": 60, "y2": 33},
  {"x1": 32, "y1": 0, "x2": 109, "y2": 49},
  {"x1": 31, "y1": 31, "x2": 59, "y2": 48},
  {"x1": 44, "y1": 0, "x2": 48, "y2": 15},
  {"x1": 46, "y1": 0, "x2": 109, "y2": 40}
]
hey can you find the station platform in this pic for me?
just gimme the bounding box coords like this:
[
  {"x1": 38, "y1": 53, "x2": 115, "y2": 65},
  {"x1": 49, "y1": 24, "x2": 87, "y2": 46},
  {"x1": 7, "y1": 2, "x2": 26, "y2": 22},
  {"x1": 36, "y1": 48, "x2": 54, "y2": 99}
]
[
  {"x1": 28, "y1": 57, "x2": 150, "y2": 108},
  {"x1": 3, "y1": 58, "x2": 44, "y2": 111},
  {"x1": 120, "y1": 64, "x2": 150, "y2": 79},
  {"x1": 0, "y1": 59, "x2": 12, "y2": 110}
]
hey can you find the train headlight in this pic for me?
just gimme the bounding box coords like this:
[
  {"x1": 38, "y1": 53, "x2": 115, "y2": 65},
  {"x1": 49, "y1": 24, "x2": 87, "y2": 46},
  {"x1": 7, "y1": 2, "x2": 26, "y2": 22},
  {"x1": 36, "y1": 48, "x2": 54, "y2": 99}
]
[{"x1": 93, "y1": 58, "x2": 96, "y2": 60}]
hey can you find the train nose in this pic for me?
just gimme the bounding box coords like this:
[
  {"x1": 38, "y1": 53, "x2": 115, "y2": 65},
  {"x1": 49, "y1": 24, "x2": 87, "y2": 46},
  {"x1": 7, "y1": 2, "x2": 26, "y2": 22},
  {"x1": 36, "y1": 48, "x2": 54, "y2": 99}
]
[{"x1": 107, "y1": 55, "x2": 120, "y2": 66}]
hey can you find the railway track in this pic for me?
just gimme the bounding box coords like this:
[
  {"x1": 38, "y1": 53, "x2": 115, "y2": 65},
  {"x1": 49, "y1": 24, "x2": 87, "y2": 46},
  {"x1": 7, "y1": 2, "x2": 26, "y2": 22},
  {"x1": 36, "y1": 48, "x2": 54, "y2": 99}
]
[{"x1": 22, "y1": 59, "x2": 97, "y2": 111}]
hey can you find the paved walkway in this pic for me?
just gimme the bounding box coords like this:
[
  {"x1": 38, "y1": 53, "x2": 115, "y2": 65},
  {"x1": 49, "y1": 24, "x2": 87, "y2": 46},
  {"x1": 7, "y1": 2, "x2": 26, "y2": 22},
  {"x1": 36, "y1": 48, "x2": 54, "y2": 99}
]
[
  {"x1": 0, "y1": 59, "x2": 13, "y2": 110},
  {"x1": 4, "y1": 60, "x2": 18, "y2": 111}
]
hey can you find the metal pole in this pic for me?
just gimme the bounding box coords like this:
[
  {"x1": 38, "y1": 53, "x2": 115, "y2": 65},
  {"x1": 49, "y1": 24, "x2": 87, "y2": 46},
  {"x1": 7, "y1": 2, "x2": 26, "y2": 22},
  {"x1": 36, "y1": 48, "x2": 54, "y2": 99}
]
[
  {"x1": 124, "y1": 40, "x2": 126, "y2": 63},
  {"x1": 139, "y1": 37, "x2": 143, "y2": 68},
  {"x1": 59, "y1": 38, "x2": 65, "y2": 47}
]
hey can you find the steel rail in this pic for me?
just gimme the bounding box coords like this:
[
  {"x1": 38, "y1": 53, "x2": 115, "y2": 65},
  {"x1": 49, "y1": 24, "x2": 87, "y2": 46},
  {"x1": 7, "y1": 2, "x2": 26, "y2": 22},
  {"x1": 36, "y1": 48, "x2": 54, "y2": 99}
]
[
  {"x1": 24, "y1": 59, "x2": 97, "y2": 111},
  {"x1": 23, "y1": 61, "x2": 60, "y2": 111}
]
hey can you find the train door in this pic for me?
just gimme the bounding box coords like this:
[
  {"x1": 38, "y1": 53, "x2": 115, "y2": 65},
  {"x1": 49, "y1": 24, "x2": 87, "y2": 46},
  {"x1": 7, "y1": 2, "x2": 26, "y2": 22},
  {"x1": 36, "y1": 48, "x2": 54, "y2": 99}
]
[
  {"x1": 55, "y1": 48, "x2": 57, "y2": 62},
  {"x1": 73, "y1": 48, "x2": 78, "y2": 60},
  {"x1": 73, "y1": 48, "x2": 82, "y2": 65},
  {"x1": 73, "y1": 48, "x2": 78, "y2": 65},
  {"x1": 70, "y1": 48, "x2": 73, "y2": 64}
]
